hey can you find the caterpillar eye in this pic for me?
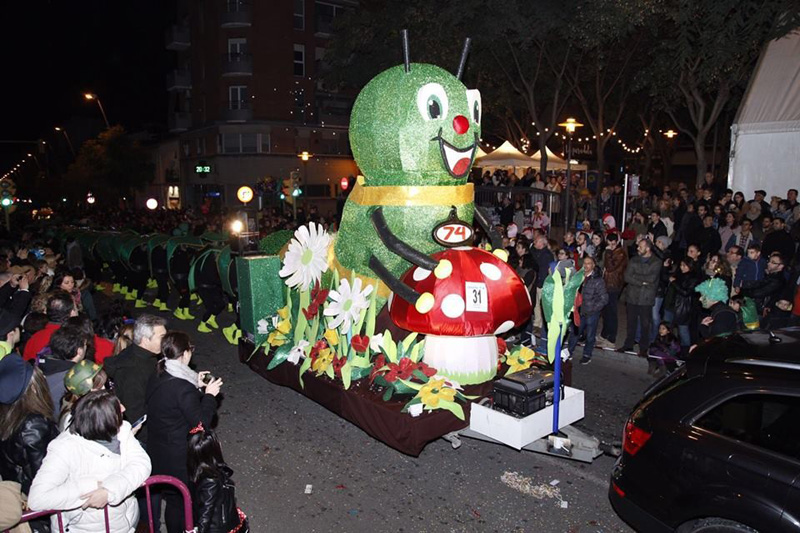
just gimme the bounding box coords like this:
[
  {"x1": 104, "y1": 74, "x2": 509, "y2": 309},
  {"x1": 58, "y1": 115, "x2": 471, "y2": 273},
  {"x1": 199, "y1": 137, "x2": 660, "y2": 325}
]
[
  {"x1": 416, "y1": 83, "x2": 448, "y2": 122},
  {"x1": 466, "y1": 89, "x2": 481, "y2": 125}
]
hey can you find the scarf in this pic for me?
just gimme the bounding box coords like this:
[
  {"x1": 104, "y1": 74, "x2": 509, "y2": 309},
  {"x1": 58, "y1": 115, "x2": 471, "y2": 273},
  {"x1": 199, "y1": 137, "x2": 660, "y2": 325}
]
[{"x1": 164, "y1": 358, "x2": 199, "y2": 387}]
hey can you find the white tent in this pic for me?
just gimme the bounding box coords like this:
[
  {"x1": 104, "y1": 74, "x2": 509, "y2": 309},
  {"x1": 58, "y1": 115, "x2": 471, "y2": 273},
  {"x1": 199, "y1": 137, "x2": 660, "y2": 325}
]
[
  {"x1": 530, "y1": 147, "x2": 588, "y2": 171},
  {"x1": 729, "y1": 30, "x2": 800, "y2": 197},
  {"x1": 475, "y1": 146, "x2": 490, "y2": 159},
  {"x1": 474, "y1": 141, "x2": 535, "y2": 168}
]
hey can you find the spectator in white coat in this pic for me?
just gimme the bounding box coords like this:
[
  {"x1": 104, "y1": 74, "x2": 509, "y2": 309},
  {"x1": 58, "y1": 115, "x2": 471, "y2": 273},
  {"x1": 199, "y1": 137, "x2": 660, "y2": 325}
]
[{"x1": 28, "y1": 390, "x2": 151, "y2": 533}]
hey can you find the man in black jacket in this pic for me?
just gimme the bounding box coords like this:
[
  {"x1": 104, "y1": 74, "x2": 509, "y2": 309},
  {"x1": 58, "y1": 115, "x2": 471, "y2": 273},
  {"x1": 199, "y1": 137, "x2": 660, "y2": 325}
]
[
  {"x1": 738, "y1": 253, "x2": 787, "y2": 318},
  {"x1": 103, "y1": 314, "x2": 167, "y2": 441},
  {"x1": 698, "y1": 214, "x2": 722, "y2": 260},
  {"x1": 530, "y1": 236, "x2": 554, "y2": 330},
  {"x1": 762, "y1": 217, "x2": 795, "y2": 261},
  {"x1": 647, "y1": 211, "x2": 668, "y2": 241},
  {"x1": 41, "y1": 324, "x2": 89, "y2": 419}
]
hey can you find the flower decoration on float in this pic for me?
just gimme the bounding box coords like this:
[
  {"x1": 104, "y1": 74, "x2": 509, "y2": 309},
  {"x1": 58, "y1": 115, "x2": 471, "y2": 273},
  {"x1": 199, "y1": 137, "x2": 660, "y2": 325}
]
[
  {"x1": 278, "y1": 222, "x2": 332, "y2": 291},
  {"x1": 323, "y1": 278, "x2": 373, "y2": 334}
]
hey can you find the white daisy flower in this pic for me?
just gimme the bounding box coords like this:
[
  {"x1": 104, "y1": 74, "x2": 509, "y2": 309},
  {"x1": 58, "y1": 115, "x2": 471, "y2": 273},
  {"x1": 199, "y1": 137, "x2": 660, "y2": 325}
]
[
  {"x1": 323, "y1": 278, "x2": 373, "y2": 334},
  {"x1": 369, "y1": 333, "x2": 385, "y2": 352},
  {"x1": 278, "y1": 222, "x2": 332, "y2": 291},
  {"x1": 257, "y1": 319, "x2": 270, "y2": 335}
]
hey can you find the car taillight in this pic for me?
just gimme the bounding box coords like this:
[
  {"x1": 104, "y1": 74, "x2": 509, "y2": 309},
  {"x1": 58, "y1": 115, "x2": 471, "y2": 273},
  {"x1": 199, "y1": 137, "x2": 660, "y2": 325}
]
[{"x1": 623, "y1": 419, "x2": 651, "y2": 456}]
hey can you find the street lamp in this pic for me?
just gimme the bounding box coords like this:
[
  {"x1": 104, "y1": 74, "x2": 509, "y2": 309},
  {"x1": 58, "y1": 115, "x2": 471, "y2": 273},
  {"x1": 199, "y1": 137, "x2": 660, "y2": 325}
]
[
  {"x1": 54, "y1": 127, "x2": 76, "y2": 156},
  {"x1": 558, "y1": 118, "x2": 583, "y2": 229},
  {"x1": 83, "y1": 93, "x2": 110, "y2": 129},
  {"x1": 663, "y1": 129, "x2": 678, "y2": 139},
  {"x1": 295, "y1": 151, "x2": 313, "y2": 221}
]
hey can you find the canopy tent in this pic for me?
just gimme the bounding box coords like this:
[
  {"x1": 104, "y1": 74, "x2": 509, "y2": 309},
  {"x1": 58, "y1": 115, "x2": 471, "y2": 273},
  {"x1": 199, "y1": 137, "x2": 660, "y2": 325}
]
[
  {"x1": 474, "y1": 141, "x2": 535, "y2": 168},
  {"x1": 530, "y1": 146, "x2": 588, "y2": 171},
  {"x1": 729, "y1": 30, "x2": 800, "y2": 198},
  {"x1": 475, "y1": 146, "x2": 490, "y2": 159}
]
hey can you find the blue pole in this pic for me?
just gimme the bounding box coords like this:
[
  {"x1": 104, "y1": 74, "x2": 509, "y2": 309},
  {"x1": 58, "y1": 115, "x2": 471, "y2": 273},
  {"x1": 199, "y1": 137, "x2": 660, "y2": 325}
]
[{"x1": 552, "y1": 324, "x2": 562, "y2": 434}]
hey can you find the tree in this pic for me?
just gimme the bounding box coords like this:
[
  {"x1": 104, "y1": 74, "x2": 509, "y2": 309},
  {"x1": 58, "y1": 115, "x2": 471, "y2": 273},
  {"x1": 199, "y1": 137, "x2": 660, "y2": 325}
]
[
  {"x1": 566, "y1": 0, "x2": 661, "y2": 180},
  {"x1": 646, "y1": 0, "x2": 800, "y2": 185},
  {"x1": 65, "y1": 126, "x2": 153, "y2": 201}
]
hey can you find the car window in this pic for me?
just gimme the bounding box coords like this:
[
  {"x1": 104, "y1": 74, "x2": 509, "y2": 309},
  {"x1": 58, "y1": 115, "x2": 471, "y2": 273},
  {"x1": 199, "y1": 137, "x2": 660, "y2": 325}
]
[{"x1": 695, "y1": 394, "x2": 800, "y2": 461}]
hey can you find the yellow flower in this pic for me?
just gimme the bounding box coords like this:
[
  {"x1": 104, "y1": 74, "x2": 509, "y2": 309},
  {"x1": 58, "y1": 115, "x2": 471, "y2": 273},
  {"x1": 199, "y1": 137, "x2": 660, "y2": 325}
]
[
  {"x1": 324, "y1": 328, "x2": 339, "y2": 346},
  {"x1": 312, "y1": 348, "x2": 333, "y2": 374},
  {"x1": 507, "y1": 346, "x2": 535, "y2": 374},
  {"x1": 418, "y1": 378, "x2": 457, "y2": 408},
  {"x1": 277, "y1": 306, "x2": 289, "y2": 320},
  {"x1": 268, "y1": 330, "x2": 287, "y2": 347},
  {"x1": 275, "y1": 318, "x2": 291, "y2": 335}
]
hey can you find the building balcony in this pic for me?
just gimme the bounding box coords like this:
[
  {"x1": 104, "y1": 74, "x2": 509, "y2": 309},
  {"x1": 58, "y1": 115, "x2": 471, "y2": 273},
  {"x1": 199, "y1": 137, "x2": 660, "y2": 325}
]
[
  {"x1": 221, "y1": 1, "x2": 252, "y2": 28},
  {"x1": 166, "y1": 70, "x2": 192, "y2": 91},
  {"x1": 165, "y1": 24, "x2": 191, "y2": 50},
  {"x1": 169, "y1": 112, "x2": 191, "y2": 132},
  {"x1": 222, "y1": 101, "x2": 252, "y2": 122},
  {"x1": 221, "y1": 53, "x2": 253, "y2": 77}
]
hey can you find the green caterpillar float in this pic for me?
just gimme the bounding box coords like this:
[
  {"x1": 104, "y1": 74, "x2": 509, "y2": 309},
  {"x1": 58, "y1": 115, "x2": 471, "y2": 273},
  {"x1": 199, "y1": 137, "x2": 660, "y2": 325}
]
[{"x1": 332, "y1": 35, "x2": 500, "y2": 312}]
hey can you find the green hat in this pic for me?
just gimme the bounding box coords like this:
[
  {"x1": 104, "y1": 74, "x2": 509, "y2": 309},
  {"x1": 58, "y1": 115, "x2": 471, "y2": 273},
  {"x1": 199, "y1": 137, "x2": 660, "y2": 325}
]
[
  {"x1": 695, "y1": 277, "x2": 728, "y2": 304},
  {"x1": 64, "y1": 360, "x2": 103, "y2": 396}
]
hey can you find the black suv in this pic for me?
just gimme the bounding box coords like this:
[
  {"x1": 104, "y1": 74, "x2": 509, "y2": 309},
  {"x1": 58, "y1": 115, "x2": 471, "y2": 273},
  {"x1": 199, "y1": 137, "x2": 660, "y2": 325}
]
[{"x1": 609, "y1": 328, "x2": 800, "y2": 532}]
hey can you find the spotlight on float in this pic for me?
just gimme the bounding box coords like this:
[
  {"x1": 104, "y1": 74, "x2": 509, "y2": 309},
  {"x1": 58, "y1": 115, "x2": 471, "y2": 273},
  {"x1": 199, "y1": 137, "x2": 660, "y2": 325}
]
[
  {"x1": 230, "y1": 211, "x2": 260, "y2": 256},
  {"x1": 87, "y1": 194, "x2": 96, "y2": 205},
  {"x1": 146, "y1": 198, "x2": 158, "y2": 210}
]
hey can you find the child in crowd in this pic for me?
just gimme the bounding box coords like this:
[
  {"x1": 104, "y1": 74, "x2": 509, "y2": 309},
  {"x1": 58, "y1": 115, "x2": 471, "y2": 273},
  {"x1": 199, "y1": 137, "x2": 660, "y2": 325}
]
[
  {"x1": 187, "y1": 423, "x2": 249, "y2": 533},
  {"x1": 648, "y1": 321, "x2": 681, "y2": 376}
]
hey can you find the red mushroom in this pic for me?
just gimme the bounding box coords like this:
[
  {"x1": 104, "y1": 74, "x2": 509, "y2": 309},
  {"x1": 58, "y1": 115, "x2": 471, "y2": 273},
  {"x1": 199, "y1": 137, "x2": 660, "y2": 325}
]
[{"x1": 389, "y1": 246, "x2": 532, "y2": 385}]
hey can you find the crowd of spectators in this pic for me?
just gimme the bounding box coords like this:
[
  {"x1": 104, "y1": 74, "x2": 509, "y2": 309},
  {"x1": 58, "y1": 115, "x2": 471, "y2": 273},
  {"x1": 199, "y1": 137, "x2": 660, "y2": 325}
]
[
  {"x1": 0, "y1": 229, "x2": 246, "y2": 532},
  {"x1": 491, "y1": 175, "x2": 800, "y2": 372}
]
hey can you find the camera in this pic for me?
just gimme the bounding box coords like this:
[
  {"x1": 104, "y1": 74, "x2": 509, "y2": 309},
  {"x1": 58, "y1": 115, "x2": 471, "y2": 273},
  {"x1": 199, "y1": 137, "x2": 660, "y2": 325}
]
[{"x1": 202, "y1": 373, "x2": 216, "y2": 385}]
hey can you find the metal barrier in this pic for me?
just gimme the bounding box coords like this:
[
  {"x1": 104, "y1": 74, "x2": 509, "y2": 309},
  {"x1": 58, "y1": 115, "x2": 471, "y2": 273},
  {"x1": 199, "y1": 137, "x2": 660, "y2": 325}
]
[
  {"x1": 474, "y1": 186, "x2": 563, "y2": 227},
  {"x1": 5, "y1": 475, "x2": 195, "y2": 533}
]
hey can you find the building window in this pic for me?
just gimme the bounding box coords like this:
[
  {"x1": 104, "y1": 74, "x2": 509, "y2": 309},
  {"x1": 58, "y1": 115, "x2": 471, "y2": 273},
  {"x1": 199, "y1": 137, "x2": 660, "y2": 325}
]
[
  {"x1": 241, "y1": 133, "x2": 258, "y2": 153},
  {"x1": 293, "y1": 44, "x2": 305, "y2": 77},
  {"x1": 315, "y1": 1, "x2": 346, "y2": 35},
  {"x1": 695, "y1": 393, "x2": 800, "y2": 461},
  {"x1": 229, "y1": 85, "x2": 248, "y2": 109},
  {"x1": 228, "y1": 37, "x2": 248, "y2": 58},
  {"x1": 294, "y1": 0, "x2": 304, "y2": 30},
  {"x1": 294, "y1": 92, "x2": 305, "y2": 122},
  {"x1": 182, "y1": 142, "x2": 190, "y2": 157},
  {"x1": 223, "y1": 134, "x2": 240, "y2": 154},
  {"x1": 260, "y1": 133, "x2": 271, "y2": 153}
]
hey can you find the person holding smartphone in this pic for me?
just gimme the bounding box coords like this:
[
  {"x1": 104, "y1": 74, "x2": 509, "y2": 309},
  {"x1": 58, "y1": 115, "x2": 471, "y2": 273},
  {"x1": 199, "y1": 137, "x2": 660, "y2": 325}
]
[{"x1": 145, "y1": 331, "x2": 222, "y2": 533}]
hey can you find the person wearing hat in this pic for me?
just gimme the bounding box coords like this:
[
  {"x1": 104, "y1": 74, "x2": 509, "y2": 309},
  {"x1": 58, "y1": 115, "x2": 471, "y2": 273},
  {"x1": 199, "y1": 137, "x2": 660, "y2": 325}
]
[
  {"x1": 0, "y1": 355, "x2": 59, "y2": 495},
  {"x1": 753, "y1": 190, "x2": 771, "y2": 218},
  {"x1": 697, "y1": 277, "x2": 738, "y2": 338},
  {"x1": 59, "y1": 360, "x2": 107, "y2": 432},
  {"x1": 0, "y1": 309, "x2": 22, "y2": 360}
]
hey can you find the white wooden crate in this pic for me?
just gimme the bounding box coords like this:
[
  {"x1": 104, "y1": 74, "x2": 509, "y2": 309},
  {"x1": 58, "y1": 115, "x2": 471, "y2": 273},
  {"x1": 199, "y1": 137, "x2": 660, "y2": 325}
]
[{"x1": 469, "y1": 387, "x2": 585, "y2": 450}]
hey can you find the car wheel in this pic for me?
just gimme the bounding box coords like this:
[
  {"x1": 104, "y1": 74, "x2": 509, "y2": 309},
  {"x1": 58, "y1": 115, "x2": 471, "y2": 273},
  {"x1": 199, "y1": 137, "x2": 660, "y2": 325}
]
[{"x1": 679, "y1": 517, "x2": 759, "y2": 533}]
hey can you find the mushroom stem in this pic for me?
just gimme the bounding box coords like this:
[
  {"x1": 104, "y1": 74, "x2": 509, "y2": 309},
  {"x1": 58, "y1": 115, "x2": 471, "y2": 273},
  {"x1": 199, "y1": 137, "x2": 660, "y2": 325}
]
[{"x1": 422, "y1": 335, "x2": 498, "y2": 386}]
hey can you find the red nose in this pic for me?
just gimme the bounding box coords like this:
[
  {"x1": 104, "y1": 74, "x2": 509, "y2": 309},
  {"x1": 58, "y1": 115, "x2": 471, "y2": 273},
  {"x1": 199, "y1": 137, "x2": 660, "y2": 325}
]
[{"x1": 453, "y1": 115, "x2": 469, "y2": 135}]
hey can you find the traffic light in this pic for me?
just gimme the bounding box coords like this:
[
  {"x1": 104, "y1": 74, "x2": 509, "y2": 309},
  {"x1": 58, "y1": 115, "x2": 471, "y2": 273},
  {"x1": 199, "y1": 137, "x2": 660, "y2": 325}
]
[
  {"x1": 0, "y1": 179, "x2": 16, "y2": 207},
  {"x1": 281, "y1": 178, "x2": 293, "y2": 203}
]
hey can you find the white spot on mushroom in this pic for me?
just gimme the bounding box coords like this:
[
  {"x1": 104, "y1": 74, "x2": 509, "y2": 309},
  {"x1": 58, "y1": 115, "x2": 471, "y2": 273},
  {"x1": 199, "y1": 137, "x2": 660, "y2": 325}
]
[
  {"x1": 494, "y1": 320, "x2": 515, "y2": 335},
  {"x1": 525, "y1": 289, "x2": 532, "y2": 306},
  {"x1": 479, "y1": 262, "x2": 502, "y2": 281},
  {"x1": 387, "y1": 292, "x2": 394, "y2": 310},
  {"x1": 453, "y1": 246, "x2": 472, "y2": 251},
  {"x1": 441, "y1": 294, "x2": 465, "y2": 318},
  {"x1": 412, "y1": 267, "x2": 431, "y2": 281}
]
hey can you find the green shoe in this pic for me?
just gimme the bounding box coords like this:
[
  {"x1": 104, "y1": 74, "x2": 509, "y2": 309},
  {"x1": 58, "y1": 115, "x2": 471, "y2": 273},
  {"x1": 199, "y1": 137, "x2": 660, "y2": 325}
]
[
  {"x1": 135, "y1": 299, "x2": 147, "y2": 309},
  {"x1": 195, "y1": 297, "x2": 203, "y2": 306},
  {"x1": 152, "y1": 298, "x2": 163, "y2": 308},
  {"x1": 197, "y1": 321, "x2": 212, "y2": 333},
  {"x1": 182, "y1": 307, "x2": 196, "y2": 320},
  {"x1": 190, "y1": 293, "x2": 198, "y2": 301},
  {"x1": 158, "y1": 303, "x2": 169, "y2": 312},
  {"x1": 207, "y1": 315, "x2": 219, "y2": 329},
  {"x1": 147, "y1": 279, "x2": 157, "y2": 289},
  {"x1": 112, "y1": 283, "x2": 121, "y2": 293},
  {"x1": 223, "y1": 324, "x2": 241, "y2": 345},
  {"x1": 173, "y1": 308, "x2": 187, "y2": 321},
  {"x1": 120, "y1": 286, "x2": 128, "y2": 295},
  {"x1": 227, "y1": 303, "x2": 234, "y2": 313}
]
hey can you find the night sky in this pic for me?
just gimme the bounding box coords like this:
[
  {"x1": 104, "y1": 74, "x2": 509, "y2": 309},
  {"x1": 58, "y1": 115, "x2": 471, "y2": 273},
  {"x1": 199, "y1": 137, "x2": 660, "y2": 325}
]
[{"x1": 0, "y1": 1, "x2": 174, "y2": 174}]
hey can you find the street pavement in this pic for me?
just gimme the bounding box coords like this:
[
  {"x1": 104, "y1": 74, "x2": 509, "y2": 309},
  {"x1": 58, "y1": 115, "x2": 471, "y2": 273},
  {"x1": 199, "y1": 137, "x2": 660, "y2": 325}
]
[{"x1": 126, "y1": 294, "x2": 653, "y2": 533}]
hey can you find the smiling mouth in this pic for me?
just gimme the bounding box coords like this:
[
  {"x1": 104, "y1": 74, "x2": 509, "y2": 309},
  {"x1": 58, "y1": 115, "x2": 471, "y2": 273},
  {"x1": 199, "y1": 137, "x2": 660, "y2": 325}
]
[{"x1": 432, "y1": 128, "x2": 478, "y2": 179}]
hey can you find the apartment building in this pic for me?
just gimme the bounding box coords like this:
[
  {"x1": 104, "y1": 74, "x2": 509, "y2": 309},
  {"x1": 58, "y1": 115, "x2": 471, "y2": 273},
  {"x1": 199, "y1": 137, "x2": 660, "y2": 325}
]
[{"x1": 165, "y1": 0, "x2": 358, "y2": 210}]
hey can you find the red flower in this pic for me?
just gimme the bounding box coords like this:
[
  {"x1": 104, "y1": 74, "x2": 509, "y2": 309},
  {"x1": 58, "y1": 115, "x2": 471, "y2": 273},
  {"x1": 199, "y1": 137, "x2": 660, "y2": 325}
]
[
  {"x1": 310, "y1": 339, "x2": 328, "y2": 360},
  {"x1": 350, "y1": 335, "x2": 370, "y2": 353},
  {"x1": 383, "y1": 362, "x2": 400, "y2": 382},
  {"x1": 496, "y1": 337, "x2": 508, "y2": 355},
  {"x1": 332, "y1": 355, "x2": 347, "y2": 376},
  {"x1": 370, "y1": 354, "x2": 386, "y2": 382},
  {"x1": 302, "y1": 281, "x2": 330, "y2": 320},
  {"x1": 396, "y1": 358, "x2": 416, "y2": 380},
  {"x1": 416, "y1": 361, "x2": 437, "y2": 378}
]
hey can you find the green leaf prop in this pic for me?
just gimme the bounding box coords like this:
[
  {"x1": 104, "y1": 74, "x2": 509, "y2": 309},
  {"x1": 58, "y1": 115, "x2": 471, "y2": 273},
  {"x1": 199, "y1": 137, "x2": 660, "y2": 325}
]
[
  {"x1": 298, "y1": 357, "x2": 312, "y2": 389},
  {"x1": 542, "y1": 268, "x2": 584, "y2": 363},
  {"x1": 267, "y1": 344, "x2": 293, "y2": 370},
  {"x1": 293, "y1": 290, "x2": 310, "y2": 346},
  {"x1": 365, "y1": 284, "x2": 377, "y2": 339},
  {"x1": 436, "y1": 399, "x2": 465, "y2": 421},
  {"x1": 401, "y1": 332, "x2": 418, "y2": 352},
  {"x1": 341, "y1": 362, "x2": 352, "y2": 390},
  {"x1": 383, "y1": 331, "x2": 397, "y2": 363},
  {"x1": 324, "y1": 364, "x2": 335, "y2": 380}
]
